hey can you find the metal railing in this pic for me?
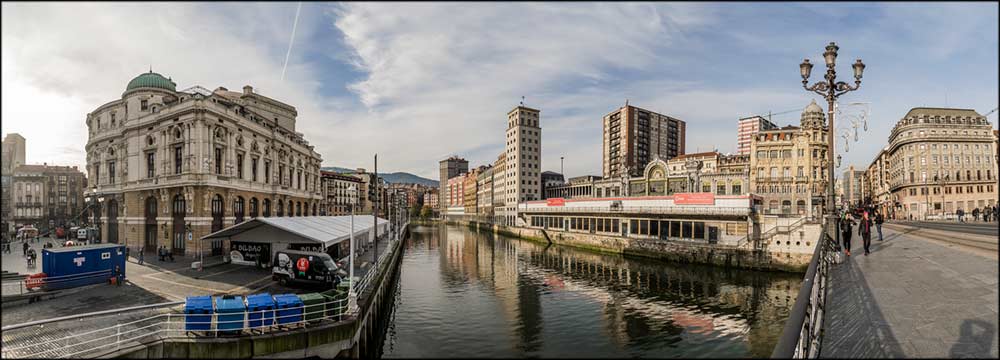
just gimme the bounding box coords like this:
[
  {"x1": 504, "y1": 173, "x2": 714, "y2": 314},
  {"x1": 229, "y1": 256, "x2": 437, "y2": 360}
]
[
  {"x1": 771, "y1": 222, "x2": 837, "y2": 358},
  {"x1": 522, "y1": 206, "x2": 751, "y2": 216},
  {"x1": 1, "y1": 269, "x2": 112, "y2": 297},
  {"x1": 2, "y1": 296, "x2": 349, "y2": 359}
]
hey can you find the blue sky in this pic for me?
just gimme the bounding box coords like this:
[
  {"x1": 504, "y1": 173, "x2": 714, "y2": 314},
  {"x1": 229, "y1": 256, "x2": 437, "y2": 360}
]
[{"x1": 2, "y1": 2, "x2": 997, "y2": 179}]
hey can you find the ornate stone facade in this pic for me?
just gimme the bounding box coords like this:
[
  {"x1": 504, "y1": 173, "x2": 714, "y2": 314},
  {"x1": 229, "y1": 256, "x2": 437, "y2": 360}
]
[
  {"x1": 85, "y1": 72, "x2": 322, "y2": 257},
  {"x1": 749, "y1": 100, "x2": 830, "y2": 218},
  {"x1": 869, "y1": 107, "x2": 997, "y2": 220}
]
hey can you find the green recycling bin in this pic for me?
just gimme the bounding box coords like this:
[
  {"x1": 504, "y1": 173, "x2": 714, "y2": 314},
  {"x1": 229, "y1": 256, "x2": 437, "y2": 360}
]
[
  {"x1": 321, "y1": 288, "x2": 348, "y2": 320},
  {"x1": 298, "y1": 293, "x2": 326, "y2": 322}
]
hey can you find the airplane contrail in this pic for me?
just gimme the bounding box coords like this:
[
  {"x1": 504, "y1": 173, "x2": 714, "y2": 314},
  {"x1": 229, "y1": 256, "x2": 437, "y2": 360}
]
[{"x1": 281, "y1": 2, "x2": 302, "y2": 81}]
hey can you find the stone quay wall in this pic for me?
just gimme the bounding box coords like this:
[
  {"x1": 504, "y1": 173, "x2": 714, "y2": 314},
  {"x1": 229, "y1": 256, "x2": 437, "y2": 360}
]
[{"x1": 440, "y1": 219, "x2": 810, "y2": 273}]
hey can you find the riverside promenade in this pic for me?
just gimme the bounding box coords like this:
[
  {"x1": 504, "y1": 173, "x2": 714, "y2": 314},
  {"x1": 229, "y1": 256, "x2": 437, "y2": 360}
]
[{"x1": 820, "y1": 221, "x2": 998, "y2": 358}]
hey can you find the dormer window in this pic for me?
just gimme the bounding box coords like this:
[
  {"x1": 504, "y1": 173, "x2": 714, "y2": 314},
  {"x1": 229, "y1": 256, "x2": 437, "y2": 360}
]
[
  {"x1": 111, "y1": 112, "x2": 116, "y2": 125},
  {"x1": 141, "y1": 99, "x2": 149, "y2": 111}
]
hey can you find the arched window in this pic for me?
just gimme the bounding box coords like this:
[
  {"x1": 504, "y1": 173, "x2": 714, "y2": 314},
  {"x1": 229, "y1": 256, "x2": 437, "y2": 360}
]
[
  {"x1": 768, "y1": 200, "x2": 779, "y2": 214},
  {"x1": 277, "y1": 200, "x2": 284, "y2": 217},
  {"x1": 249, "y1": 198, "x2": 259, "y2": 218},
  {"x1": 781, "y1": 200, "x2": 792, "y2": 214},
  {"x1": 106, "y1": 199, "x2": 119, "y2": 244},
  {"x1": 172, "y1": 195, "x2": 186, "y2": 252},
  {"x1": 234, "y1": 196, "x2": 245, "y2": 223},
  {"x1": 263, "y1": 199, "x2": 272, "y2": 217},
  {"x1": 211, "y1": 195, "x2": 224, "y2": 232},
  {"x1": 312, "y1": 203, "x2": 317, "y2": 216},
  {"x1": 731, "y1": 181, "x2": 742, "y2": 195},
  {"x1": 144, "y1": 196, "x2": 157, "y2": 251},
  {"x1": 296, "y1": 201, "x2": 302, "y2": 216}
]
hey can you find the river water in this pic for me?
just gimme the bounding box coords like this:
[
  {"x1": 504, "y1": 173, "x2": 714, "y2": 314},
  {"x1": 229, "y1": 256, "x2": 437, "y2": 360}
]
[{"x1": 375, "y1": 224, "x2": 802, "y2": 358}]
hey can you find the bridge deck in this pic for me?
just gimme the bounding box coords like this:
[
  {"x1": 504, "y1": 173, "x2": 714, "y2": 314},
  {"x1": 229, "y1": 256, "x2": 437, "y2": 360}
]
[{"x1": 820, "y1": 223, "x2": 998, "y2": 358}]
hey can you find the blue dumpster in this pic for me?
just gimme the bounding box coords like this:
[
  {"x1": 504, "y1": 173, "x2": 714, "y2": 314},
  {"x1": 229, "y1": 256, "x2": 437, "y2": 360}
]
[
  {"x1": 273, "y1": 294, "x2": 303, "y2": 325},
  {"x1": 214, "y1": 295, "x2": 246, "y2": 332},
  {"x1": 185, "y1": 296, "x2": 213, "y2": 331},
  {"x1": 246, "y1": 293, "x2": 275, "y2": 328},
  {"x1": 42, "y1": 244, "x2": 126, "y2": 290}
]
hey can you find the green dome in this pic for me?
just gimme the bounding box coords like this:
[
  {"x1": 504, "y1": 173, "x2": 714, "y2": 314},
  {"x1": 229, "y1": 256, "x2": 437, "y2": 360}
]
[{"x1": 125, "y1": 71, "x2": 176, "y2": 92}]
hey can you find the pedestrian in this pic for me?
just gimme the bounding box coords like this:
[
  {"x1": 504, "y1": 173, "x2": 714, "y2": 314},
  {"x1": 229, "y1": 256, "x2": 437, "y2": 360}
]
[
  {"x1": 113, "y1": 265, "x2": 123, "y2": 286},
  {"x1": 972, "y1": 208, "x2": 980, "y2": 222},
  {"x1": 858, "y1": 210, "x2": 873, "y2": 256},
  {"x1": 138, "y1": 247, "x2": 145, "y2": 265},
  {"x1": 957, "y1": 209, "x2": 964, "y2": 223},
  {"x1": 840, "y1": 213, "x2": 854, "y2": 257},
  {"x1": 874, "y1": 211, "x2": 884, "y2": 241},
  {"x1": 22, "y1": 241, "x2": 29, "y2": 256}
]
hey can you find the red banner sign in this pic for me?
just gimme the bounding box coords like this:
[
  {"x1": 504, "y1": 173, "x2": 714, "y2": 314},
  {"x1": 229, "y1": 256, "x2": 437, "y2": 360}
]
[
  {"x1": 546, "y1": 198, "x2": 566, "y2": 207},
  {"x1": 674, "y1": 192, "x2": 715, "y2": 205}
]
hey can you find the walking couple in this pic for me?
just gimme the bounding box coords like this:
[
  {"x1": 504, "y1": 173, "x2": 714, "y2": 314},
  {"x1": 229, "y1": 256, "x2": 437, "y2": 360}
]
[{"x1": 840, "y1": 210, "x2": 879, "y2": 256}]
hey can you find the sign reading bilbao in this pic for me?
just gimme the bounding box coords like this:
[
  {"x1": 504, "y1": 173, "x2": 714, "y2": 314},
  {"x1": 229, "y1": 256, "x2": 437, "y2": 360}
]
[
  {"x1": 546, "y1": 198, "x2": 566, "y2": 207},
  {"x1": 674, "y1": 192, "x2": 715, "y2": 205}
]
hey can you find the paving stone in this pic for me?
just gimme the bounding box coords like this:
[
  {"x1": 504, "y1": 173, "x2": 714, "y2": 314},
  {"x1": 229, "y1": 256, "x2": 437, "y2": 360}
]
[{"x1": 821, "y1": 225, "x2": 999, "y2": 358}]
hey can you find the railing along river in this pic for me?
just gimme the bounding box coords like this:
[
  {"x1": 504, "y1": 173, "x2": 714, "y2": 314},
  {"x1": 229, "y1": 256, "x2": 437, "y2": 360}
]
[{"x1": 771, "y1": 221, "x2": 837, "y2": 358}]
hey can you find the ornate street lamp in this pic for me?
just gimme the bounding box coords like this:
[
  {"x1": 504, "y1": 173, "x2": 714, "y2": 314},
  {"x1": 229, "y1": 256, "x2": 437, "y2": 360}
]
[{"x1": 800, "y1": 42, "x2": 865, "y2": 235}]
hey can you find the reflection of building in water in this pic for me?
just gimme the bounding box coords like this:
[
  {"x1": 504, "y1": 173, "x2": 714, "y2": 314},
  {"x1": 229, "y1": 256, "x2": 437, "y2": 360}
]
[{"x1": 430, "y1": 226, "x2": 798, "y2": 356}]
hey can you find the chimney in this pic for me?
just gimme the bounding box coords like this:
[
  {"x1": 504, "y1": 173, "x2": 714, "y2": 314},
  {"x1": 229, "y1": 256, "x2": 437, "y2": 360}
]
[{"x1": 243, "y1": 85, "x2": 253, "y2": 95}]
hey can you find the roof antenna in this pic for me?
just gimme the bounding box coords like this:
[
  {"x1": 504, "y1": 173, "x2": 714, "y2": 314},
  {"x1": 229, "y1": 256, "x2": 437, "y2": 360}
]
[
  {"x1": 149, "y1": 65, "x2": 152, "y2": 73},
  {"x1": 625, "y1": 99, "x2": 629, "y2": 108}
]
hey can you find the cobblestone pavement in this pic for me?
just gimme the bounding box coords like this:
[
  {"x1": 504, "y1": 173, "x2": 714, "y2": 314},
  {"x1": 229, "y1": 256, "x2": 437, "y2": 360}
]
[{"x1": 821, "y1": 225, "x2": 999, "y2": 358}]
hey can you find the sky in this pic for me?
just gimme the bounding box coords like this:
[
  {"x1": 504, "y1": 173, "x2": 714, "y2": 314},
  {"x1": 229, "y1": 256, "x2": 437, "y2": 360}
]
[{"x1": 2, "y1": 2, "x2": 998, "y2": 180}]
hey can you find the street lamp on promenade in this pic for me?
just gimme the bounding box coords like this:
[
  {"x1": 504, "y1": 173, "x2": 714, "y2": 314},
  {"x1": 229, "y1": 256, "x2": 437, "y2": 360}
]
[
  {"x1": 347, "y1": 184, "x2": 357, "y2": 314},
  {"x1": 799, "y1": 42, "x2": 865, "y2": 234}
]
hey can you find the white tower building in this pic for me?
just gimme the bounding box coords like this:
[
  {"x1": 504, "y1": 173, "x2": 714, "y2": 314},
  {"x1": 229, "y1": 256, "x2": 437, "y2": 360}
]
[{"x1": 503, "y1": 105, "x2": 541, "y2": 226}]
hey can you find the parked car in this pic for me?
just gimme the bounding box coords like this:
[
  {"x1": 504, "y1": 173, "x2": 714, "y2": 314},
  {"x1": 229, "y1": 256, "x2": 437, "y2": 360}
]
[{"x1": 271, "y1": 250, "x2": 345, "y2": 289}]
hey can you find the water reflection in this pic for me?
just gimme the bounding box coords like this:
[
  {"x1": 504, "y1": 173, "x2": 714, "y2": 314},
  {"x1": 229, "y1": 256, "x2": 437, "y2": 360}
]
[{"x1": 381, "y1": 224, "x2": 800, "y2": 358}]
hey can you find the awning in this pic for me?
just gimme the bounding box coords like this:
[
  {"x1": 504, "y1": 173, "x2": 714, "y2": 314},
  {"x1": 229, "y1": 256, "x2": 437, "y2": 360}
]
[{"x1": 201, "y1": 216, "x2": 389, "y2": 249}]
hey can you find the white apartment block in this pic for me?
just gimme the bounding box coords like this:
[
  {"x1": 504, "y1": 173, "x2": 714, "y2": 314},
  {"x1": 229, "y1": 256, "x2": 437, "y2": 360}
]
[{"x1": 502, "y1": 105, "x2": 541, "y2": 226}]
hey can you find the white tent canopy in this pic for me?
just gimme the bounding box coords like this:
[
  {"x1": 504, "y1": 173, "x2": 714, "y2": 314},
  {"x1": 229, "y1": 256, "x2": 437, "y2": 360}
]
[{"x1": 202, "y1": 215, "x2": 389, "y2": 250}]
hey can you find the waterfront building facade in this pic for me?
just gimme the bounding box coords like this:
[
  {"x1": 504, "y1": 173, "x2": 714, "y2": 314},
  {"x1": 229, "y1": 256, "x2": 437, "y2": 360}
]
[
  {"x1": 882, "y1": 107, "x2": 997, "y2": 220},
  {"x1": 463, "y1": 168, "x2": 481, "y2": 215},
  {"x1": 736, "y1": 116, "x2": 778, "y2": 155},
  {"x1": 501, "y1": 105, "x2": 542, "y2": 226},
  {"x1": 477, "y1": 165, "x2": 494, "y2": 217},
  {"x1": 320, "y1": 170, "x2": 361, "y2": 216},
  {"x1": 602, "y1": 103, "x2": 686, "y2": 179},
  {"x1": 439, "y1": 156, "x2": 468, "y2": 212},
  {"x1": 84, "y1": 71, "x2": 322, "y2": 256},
  {"x1": 749, "y1": 100, "x2": 830, "y2": 218},
  {"x1": 423, "y1": 190, "x2": 439, "y2": 210},
  {"x1": 491, "y1": 152, "x2": 507, "y2": 224}
]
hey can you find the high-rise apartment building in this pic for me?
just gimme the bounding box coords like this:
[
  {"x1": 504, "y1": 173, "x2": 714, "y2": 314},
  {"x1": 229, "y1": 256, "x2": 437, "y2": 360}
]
[
  {"x1": 737, "y1": 116, "x2": 778, "y2": 155},
  {"x1": 438, "y1": 156, "x2": 468, "y2": 211},
  {"x1": 603, "y1": 103, "x2": 686, "y2": 179},
  {"x1": 501, "y1": 105, "x2": 541, "y2": 226}
]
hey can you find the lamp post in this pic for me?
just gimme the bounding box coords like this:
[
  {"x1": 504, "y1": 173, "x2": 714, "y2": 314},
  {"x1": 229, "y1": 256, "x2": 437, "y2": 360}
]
[
  {"x1": 347, "y1": 184, "x2": 357, "y2": 313},
  {"x1": 800, "y1": 42, "x2": 865, "y2": 236}
]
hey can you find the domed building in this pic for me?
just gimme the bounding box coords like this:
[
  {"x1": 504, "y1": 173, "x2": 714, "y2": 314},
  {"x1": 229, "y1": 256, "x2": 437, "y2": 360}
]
[
  {"x1": 85, "y1": 70, "x2": 323, "y2": 257},
  {"x1": 749, "y1": 100, "x2": 831, "y2": 218}
]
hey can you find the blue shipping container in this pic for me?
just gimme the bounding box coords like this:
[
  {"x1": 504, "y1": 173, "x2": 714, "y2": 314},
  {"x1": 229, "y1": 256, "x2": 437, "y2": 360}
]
[
  {"x1": 214, "y1": 295, "x2": 246, "y2": 331},
  {"x1": 42, "y1": 244, "x2": 126, "y2": 290},
  {"x1": 274, "y1": 294, "x2": 303, "y2": 325},
  {"x1": 185, "y1": 296, "x2": 213, "y2": 331},
  {"x1": 246, "y1": 293, "x2": 275, "y2": 328}
]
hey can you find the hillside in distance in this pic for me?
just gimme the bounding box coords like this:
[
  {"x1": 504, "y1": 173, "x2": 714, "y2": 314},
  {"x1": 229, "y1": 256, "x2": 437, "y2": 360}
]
[{"x1": 321, "y1": 166, "x2": 437, "y2": 187}]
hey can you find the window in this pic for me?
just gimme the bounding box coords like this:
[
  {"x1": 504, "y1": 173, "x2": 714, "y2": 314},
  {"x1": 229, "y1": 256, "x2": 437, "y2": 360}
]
[
  {"x1": 141, "y1": 99, "x2": 148, "y2": 111},
  {"x1": 251, "y1": 158, "x2": 258, "y2": 182},
  {"x1": 107, "y1": 161, "x2": 116, "y2": 184},
  {"x1": 174, "y1": 146, "x2": 183, "y2": 174},
  {"x1": 236, "y1": 154, "x2": 244, "y2": 179},
  {"x1": 215, "y1": 148, "x2": 223, "y2": 174},
  {"x1": 264, "y1": 161, "x2": 271, "y2": 184},
  {"x1": 146, "y1": 153, "x2": 155, "y2": 178}
]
